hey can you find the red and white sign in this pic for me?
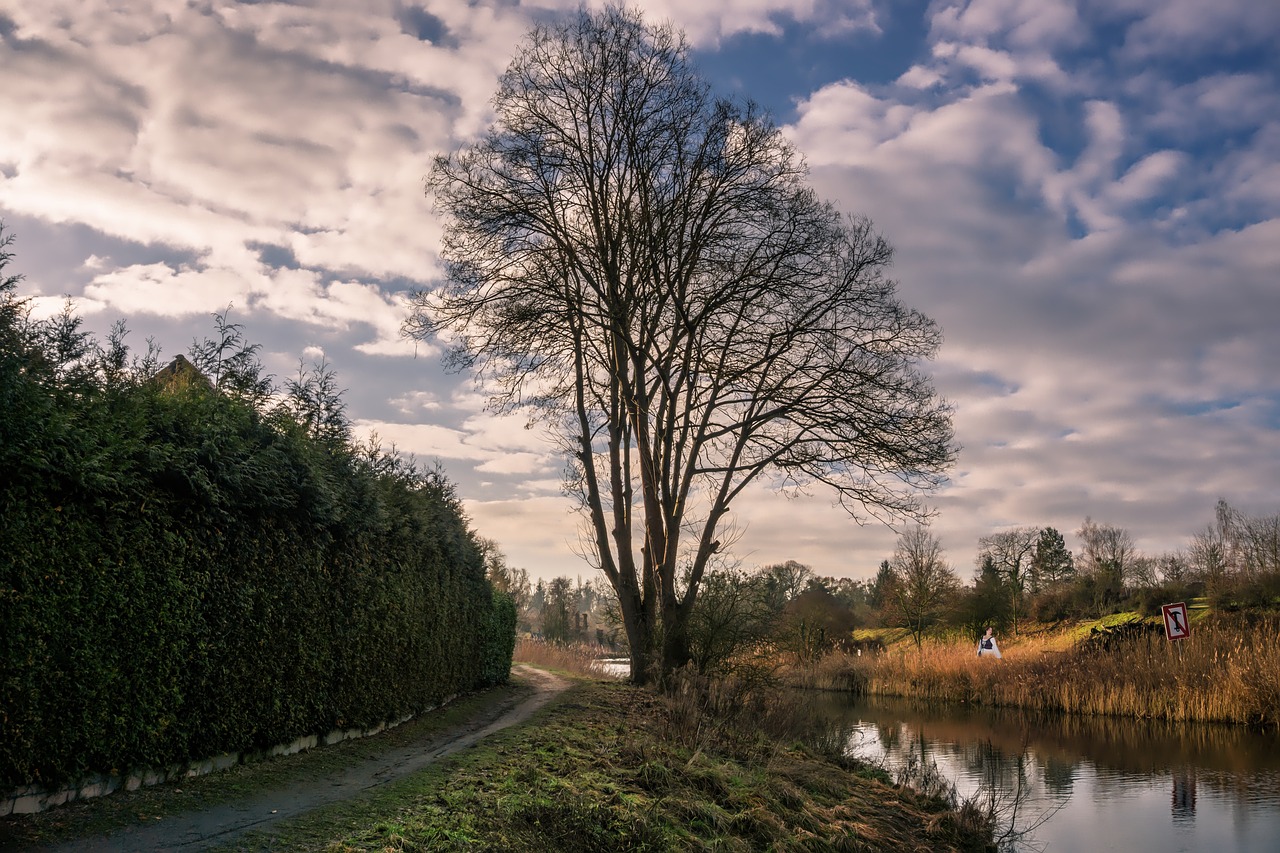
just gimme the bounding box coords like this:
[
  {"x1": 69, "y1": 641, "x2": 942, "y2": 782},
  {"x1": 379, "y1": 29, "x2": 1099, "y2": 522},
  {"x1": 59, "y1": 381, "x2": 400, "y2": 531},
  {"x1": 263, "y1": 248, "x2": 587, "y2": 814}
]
[{"x1": 1162, "y1": 602, "x2": 1191, "y2": 640}]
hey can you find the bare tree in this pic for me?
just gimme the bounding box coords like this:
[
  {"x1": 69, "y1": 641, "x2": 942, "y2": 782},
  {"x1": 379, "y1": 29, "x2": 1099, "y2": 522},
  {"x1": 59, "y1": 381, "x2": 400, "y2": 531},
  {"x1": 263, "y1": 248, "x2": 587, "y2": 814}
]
[
  {"x1": 887, "y1": 526, "x2": 959, "y2": 649},
  {"x1": 1188, "y1": 523, "x2": 1230, "y2": 585},
  {"x1": 1215, "y1": 499, "x2": 1280, "y2": 579},
  {"x1": 976, "y1": 526, "x2": 1039, "y2": 633},
  {"x1": 408, "y1": 6, "x2": 955, "y2": 683},
  {"x1": 759, "y1": 560, "x2": 815, "y2": 613},
  {"x1": 1076, "y1": 517, "x2": 1138, "y2": 612}
]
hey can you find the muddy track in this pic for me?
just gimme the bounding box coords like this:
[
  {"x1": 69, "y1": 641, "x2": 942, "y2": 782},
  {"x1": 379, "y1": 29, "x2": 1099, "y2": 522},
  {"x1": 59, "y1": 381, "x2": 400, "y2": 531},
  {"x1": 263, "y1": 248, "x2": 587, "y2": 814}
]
[{"x1": 38, "y1": 666, "x2": 570, "y2": 852}]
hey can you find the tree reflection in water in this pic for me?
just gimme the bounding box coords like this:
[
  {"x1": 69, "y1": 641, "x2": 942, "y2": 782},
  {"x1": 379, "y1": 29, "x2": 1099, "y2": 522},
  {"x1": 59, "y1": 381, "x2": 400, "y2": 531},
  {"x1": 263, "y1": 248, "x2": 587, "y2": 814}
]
[{"x1": 811, "y1": 692, "x2": 1280, "y2": 852}]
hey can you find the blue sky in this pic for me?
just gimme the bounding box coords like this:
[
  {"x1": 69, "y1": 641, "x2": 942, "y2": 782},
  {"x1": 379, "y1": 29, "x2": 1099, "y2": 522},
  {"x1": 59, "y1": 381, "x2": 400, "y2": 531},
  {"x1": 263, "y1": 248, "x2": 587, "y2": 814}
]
[{"x1": 1, "y1": 0, "x2": 1277, "y2": 582}]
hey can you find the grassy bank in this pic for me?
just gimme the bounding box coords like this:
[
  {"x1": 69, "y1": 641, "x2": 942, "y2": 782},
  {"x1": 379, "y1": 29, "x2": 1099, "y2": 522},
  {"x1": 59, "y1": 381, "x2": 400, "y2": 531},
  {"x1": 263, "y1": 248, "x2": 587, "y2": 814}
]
[
  {"x1": 791, "y1": 613, "x2": 1280, "y2": 728},
  {"x1": 242, "y1": 678, "x2": 992, "y2": 851},
  {"x1": 2, "y1": 665, "x2": 995, "y2": 852}
]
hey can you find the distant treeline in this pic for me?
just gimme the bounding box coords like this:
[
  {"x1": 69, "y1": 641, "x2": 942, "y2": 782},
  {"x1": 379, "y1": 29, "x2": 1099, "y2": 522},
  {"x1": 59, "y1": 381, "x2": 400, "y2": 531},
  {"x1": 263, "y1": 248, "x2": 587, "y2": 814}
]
[{"x1": 0, "y1": 228, "x2": 514, "y2": 790}]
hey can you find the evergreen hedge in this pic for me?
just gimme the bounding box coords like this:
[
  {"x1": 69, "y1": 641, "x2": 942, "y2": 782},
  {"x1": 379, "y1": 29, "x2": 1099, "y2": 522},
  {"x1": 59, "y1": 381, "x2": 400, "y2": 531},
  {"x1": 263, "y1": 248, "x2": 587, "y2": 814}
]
[{"x1": 0, "y1": 237, "x2": 513, "y2": 790}]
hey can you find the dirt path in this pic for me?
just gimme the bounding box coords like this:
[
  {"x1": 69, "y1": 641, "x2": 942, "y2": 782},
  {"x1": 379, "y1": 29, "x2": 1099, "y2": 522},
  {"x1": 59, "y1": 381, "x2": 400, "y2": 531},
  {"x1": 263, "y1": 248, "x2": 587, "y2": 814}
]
[{"x1": 38, "y1": 666, "x2": 570, "y2": 853}]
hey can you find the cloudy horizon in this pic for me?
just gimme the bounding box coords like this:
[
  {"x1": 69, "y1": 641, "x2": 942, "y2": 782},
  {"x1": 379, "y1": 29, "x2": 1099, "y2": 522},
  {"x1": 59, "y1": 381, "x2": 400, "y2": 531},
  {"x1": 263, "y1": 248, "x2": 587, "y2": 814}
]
[{"x1": 2, "y1": 0, "x2": 1277, "y2": 584}]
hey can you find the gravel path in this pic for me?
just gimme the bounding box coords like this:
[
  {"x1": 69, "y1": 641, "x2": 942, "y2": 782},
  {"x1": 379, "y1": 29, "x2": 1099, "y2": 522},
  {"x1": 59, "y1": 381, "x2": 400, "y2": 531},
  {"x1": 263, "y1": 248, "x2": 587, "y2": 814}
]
[{"x1": 37, "y1": 666, "x2": 570, "y2": 852}]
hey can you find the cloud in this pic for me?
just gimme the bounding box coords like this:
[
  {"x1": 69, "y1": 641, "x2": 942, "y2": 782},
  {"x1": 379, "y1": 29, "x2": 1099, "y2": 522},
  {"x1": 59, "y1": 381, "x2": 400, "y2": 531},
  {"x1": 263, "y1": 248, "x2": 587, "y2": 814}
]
[
  {"x1": 930, "y1": 0, "x2": 1086, "y2": 50},
  {"x1": 0, "y1": 0, "x2": 1276, "y2": 585},
  {"x1": 83, "y1": 262, "x2": 253, "y2": 318},
  {"x1": 1107, "y1": 0, "x2": 1280, "y2": 59},
  {"x1": 533, "y1": 0, "x2": 879, "y2": 46},
  {"x1": 354, "y1": 408, "x2": 558, "y2": 481}
]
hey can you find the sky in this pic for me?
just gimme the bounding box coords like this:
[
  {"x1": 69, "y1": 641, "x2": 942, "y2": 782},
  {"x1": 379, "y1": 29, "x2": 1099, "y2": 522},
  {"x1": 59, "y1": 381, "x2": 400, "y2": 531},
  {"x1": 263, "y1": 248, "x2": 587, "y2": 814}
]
[{"x1": 2, "y1": 0, "x2": 1278, "y2": 584}]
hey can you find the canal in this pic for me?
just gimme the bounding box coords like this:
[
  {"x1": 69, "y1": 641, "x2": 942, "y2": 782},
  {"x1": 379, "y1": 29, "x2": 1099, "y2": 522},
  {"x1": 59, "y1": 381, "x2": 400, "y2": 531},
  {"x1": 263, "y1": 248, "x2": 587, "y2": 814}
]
[{"x1": 820, "y1": 692, "x2": 1280, "y2": 852}]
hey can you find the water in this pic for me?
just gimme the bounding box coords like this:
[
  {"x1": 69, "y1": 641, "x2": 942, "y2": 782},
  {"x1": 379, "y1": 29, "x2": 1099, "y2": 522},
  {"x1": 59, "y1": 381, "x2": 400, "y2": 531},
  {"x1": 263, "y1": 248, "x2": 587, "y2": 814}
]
[
  {"x1": 592, "y1": 658, "x2": 631, "y2": 679},
  {"x1": 823, "y1": 693, "x2": 1280, "y2": 852}
]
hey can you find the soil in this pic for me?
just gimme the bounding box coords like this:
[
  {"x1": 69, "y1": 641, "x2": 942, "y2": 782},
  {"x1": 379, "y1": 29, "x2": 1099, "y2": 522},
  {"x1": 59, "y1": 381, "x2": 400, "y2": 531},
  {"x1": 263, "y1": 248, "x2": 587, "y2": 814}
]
[{"x1": 23, "y1": 665, "x2": 570, "y2": 853}]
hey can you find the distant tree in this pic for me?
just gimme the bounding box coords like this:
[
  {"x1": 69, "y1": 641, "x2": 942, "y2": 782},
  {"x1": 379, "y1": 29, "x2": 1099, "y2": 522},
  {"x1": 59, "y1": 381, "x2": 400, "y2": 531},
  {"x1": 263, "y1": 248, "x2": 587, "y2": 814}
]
[
  {"x1": 759, "y1": 560, "x2": 815, "y2": 613},
  {"x1": 1216, "y1": 499, "x2": 1280, "y2": 578},
  {"x1": 954, "y1": 554, "x2": 1012, "y2": 640},
  {"x1": 868, "y1": 559, "x2": 895, "y2": 615},
  {"x1": 1076, "y1": 517, "x2": 1137, "y2": 613},
  {"x1": 821, "y1": 576, "x2": 876, "y2": 626},
  {"x1": 542, "y1": 577, "x2": 575, "y2": 644},
  {"x1": 1155, "y1": 551, "x2": 1191, "y2": 585},
  {"x1": 778, "y1": 587, "x2": 857, "y2": 662},
  {"x1": 886, "y1": 526, "x2": 959, "y2": 649},
  {"x1": 1188, "y1": 520, "x2": 1230, "y2": 586},
  {"x1": 530, "y1": 579, "x2": 547, "y2": 623},
  {"x1": 407, "y1": 5, "x2": 955, "y2": 683},
  {"x1": 976, "y1": 527, "x2": 1039, "y2": 633},
  {"x1": 1030, "y1": 527, "x2": 1075, "y2": 590},
  {"x1": 477, "y1": 537, "x2": 532, "y2": 622}
]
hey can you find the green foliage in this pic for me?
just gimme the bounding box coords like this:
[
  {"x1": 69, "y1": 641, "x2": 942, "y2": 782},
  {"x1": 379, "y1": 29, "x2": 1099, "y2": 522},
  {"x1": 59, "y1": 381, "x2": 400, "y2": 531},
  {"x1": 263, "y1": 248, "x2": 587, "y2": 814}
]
[
  {"x1": 953, "y1": 556, "x2": 1012, "y2": 640},
  {"x1": 540, "y1": 577, "x2": 575, "y2": 644},
  {"x1": 478, "y1": 592, "x2": 517, "y2": 687},
  {"x1": 0, "y1": 249, "x2": 495, "y2": 790}
]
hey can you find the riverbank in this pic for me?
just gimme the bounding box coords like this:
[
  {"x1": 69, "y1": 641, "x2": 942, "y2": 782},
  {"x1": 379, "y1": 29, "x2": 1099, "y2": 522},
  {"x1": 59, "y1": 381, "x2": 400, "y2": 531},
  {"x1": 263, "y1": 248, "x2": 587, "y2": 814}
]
[
  {"x1": 788, "y1": 612, "x2": 1280, "y2": 728},
  {"x1": 2, "y1": 666, "x2": 995, "y2": 851}
]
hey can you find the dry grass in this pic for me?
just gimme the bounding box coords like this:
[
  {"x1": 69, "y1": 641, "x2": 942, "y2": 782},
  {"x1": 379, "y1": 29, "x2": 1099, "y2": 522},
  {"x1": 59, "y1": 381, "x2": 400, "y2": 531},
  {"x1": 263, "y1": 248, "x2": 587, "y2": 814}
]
[
  {"x1": 512, "y1": 637, "x2": 620, "y2": 679},
  {"x1": 840, "y1": 615, "x2": 1280, "y2": 726}
]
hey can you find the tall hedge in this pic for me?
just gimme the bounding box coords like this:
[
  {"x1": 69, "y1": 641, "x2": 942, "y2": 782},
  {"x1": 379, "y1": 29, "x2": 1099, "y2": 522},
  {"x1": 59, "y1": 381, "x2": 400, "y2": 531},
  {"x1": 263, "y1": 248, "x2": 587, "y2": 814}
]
[{"x1": 0, "y1": 245, "x2": 513, "y2": 789}]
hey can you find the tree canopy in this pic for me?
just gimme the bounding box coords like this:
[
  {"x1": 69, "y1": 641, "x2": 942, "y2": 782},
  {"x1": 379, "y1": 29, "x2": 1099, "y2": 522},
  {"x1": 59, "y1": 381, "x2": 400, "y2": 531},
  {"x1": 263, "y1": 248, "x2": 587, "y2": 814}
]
[{"x1": 408, "y1": 5, "x2": 955, "y2": 682}]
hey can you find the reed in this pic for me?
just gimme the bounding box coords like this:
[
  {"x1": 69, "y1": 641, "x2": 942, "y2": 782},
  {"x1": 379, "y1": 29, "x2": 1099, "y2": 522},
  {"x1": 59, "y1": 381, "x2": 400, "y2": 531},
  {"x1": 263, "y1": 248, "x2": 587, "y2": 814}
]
[
  {"x1": 845, "y1": 615, "x2": 1280, "y2": 727},
  {"x1": 512, "y1": 637, "x2": 616, "y2": 679}
]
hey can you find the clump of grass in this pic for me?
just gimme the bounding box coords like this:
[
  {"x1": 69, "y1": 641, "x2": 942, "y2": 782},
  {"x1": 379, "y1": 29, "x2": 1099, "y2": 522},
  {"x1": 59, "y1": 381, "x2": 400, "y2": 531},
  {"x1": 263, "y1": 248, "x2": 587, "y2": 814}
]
[{"x1": 841, "y1": 614, "x2": 1280, "y2": 727}]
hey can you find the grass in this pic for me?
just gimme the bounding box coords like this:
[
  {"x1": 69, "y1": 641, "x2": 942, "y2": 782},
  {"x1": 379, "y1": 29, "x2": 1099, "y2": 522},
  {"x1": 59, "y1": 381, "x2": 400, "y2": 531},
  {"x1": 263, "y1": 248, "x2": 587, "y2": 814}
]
[
  {"x1": 0, "y1": 681, "x2": 536, "y2": 849},
  {"x1": 513, "y1": 636, "x2": 620, "y2": 679},
  {"x1": 818, "y1": 612, "x2": 1280, "y2": 727},
  {"x1": 2, "y1": 662, "x2": 996, "y2": 852},
  {"x1": 229, "y1": 676, "x2": 993, "y2": 852}
]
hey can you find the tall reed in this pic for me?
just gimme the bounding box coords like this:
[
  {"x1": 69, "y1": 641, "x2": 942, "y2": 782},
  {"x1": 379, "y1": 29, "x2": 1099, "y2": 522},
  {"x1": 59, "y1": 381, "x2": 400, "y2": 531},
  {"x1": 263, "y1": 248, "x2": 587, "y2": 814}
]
[
  {"x1": 512, "y1": 637, "x2": 620, "y2": 679},
  {"x1": 845, "y1": 615, "x2": 1280, "y2": 726}
]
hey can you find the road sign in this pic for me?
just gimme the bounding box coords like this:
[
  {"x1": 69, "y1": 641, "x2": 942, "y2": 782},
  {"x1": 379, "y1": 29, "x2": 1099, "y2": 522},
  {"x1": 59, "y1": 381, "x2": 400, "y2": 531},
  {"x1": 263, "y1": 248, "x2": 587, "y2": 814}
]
[{"x1": 1162, "y1": 602, "x2": 1191, "y2": 640}]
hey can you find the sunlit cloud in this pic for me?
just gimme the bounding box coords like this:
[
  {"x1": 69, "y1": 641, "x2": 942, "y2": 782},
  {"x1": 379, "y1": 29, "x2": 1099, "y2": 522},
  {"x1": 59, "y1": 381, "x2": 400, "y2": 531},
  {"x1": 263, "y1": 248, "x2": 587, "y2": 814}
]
[{"x1": 0, "y1": 0, "x2": 1275, "y2": 581}]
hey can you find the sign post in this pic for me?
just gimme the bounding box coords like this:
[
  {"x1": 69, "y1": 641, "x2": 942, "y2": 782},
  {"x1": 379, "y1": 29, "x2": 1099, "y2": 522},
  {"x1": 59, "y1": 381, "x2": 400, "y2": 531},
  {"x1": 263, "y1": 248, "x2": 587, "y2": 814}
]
[{"x1": 1162, "y1": 602, "x2": 1191, "y2": 641}]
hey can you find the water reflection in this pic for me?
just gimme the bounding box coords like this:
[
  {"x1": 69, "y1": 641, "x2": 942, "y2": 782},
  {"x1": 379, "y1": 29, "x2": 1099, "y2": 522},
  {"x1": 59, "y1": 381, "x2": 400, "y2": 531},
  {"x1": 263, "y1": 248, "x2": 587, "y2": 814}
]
[{"x1": 818, "y1": 693, "x2": 1280, "y2": 852}]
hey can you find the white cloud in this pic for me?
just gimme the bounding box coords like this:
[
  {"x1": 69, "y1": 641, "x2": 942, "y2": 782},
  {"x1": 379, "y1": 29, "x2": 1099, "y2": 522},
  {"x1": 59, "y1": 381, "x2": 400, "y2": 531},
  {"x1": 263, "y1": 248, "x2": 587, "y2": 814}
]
[
  {"x1": 390, "y1": 390, "x2": 443, "y2": 414},
  {"x1": 930, "y1": 0, "x2": 1086, "y2": 49},
  {"x1": 83, "y1": 262, "x2": 254, "y2": 318},
  {"x1": 1109, "y1": 0, "x2": 1280, "y2": 59},
  {"x1": 0, "y1": 0, "x2": 1276, "y2": 586},
  {"x1": 1107, "y1": 150, "x2": 1186, "y2": 205},
  {"x1": 533, "y1": 0, "x2": 879, "y2": 46},
  {"x1": 897, "y1": 64, "x2": 943, "y2": 89}
]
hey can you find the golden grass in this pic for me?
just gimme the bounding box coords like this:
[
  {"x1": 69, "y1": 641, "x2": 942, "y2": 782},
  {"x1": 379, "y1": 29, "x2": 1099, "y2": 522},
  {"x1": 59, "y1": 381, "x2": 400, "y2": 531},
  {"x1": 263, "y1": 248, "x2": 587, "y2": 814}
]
[
  {"x1": 512, "y1": 637, "x2": 621, "y2": 679},
  {"x1": 840, "y1": 615, "x2": 1280, "y2": 727}
]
